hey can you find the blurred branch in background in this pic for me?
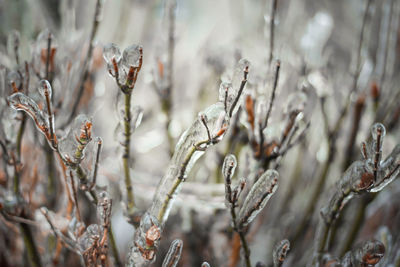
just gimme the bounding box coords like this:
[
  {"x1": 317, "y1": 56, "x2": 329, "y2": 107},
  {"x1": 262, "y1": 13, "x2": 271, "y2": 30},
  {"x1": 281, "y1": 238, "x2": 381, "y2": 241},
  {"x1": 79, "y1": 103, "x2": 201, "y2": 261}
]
[{"x1": 0, "y1": 0, "x2": 400, "y2": 266}]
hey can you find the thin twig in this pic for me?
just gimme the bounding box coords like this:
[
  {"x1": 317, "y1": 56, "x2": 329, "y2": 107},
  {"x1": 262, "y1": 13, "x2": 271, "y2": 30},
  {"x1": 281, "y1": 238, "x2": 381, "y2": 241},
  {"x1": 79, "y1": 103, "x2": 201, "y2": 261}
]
[
  {"x1": 264, "y1": 60, "x2": 280, "y2": 131},
  {"x1": 229, "y1": 66, "x2": 249, "y2": 118},
  {"x1": 64, "y1": 0, "x2": 102, "y2": 127},
  {"x1": 269, "y1": 0, "x2": 278, "y2": 64}
]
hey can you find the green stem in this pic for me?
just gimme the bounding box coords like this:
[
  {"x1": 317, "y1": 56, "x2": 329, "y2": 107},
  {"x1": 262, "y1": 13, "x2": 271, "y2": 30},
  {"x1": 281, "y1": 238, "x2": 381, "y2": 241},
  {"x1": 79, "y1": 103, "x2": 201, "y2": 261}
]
[
  {"x1": 109, "y1": 222, "x2": 122, "y2": 267},
  {"x1": 20, "y1": 223, "x2": 42, "y2": 267},
  {"x1": 16, "y1": 114, "x2": 27, "y2": 158},
  {"x1": 157, "y1": 139, "x2": 208, "y2": 222},
  {"x1": 162, "y1": 99, "x2": 174, "y2": 157},
  {"x1": 123, "y1": 93, "x2": 135, "y2": 214}
]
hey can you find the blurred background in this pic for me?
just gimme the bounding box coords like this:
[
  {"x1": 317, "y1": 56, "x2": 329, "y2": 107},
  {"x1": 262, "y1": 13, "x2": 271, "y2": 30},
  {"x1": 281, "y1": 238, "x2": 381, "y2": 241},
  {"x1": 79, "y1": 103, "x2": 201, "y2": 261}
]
[{"x1": 1, "y1": 0, "x2": 400, "y2": 266}]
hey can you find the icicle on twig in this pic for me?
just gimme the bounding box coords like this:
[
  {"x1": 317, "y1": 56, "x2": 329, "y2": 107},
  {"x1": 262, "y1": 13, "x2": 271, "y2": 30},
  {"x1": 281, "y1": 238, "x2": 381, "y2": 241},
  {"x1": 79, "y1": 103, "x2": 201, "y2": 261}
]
[
  {"x1": 273, "y1": 239, "x2": 290, "y2": 267},
  {"x1": 162, "y1": 239, "x2": 183, "y2": 267}
]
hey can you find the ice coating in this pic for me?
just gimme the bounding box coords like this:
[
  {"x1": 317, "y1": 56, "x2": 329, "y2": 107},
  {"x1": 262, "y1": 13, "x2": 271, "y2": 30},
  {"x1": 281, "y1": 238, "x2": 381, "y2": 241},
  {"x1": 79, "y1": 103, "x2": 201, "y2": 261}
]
[
  {"x1": 8, "y1": 93, "x2": 49, "y2": 135},
  {"x1": 38, "y1": 79, "x2": 52, "y2": 99},
  {"x1": 103, "y1": 43, "x2": 122, "y2": 64},
  {"x1": 273, "y1": 239, "x2": 290, "y2": 266},
  {"x1": 371, "y1": 122, "x2": 386, "y2": 140},
  {"x1": 222, "y1": 154, "x2": 237, "y2": 207},
  {"x1": 149, "y1": 102, "x2": 228, "y2": 224},
  {"x1": 238, "y1": 169, "x2": 279, "y2": 227},
  {"x1": 285, "y1": 91, "x2": 307, "y2": 114},
  {"x1": 343, "y1": 240, "x2": 385, "y2": 266},
  {"x1": 371, "y1": 144, "x2": 400, "y2": 192},
  {"x1": 77, "y1": 224, "x2": 102, "y2": 253},
  {"x1": 222, "y1": 154, "x2": 237, "y2": 180},
  {"x1": 218, "y1": 82, "x2": 234, "y2": 112},
  {"x1": 230, "y1": 58, "x2": 250, "y2": 115},
  {"x1": 122, "y1": 44, "x2": 142, "y2": 69},
  {"x1": 338, "y1": 160, "x2": 374, "y2": 193},
  {"x1": 7, "y1": 71, "x2": 22, "y2": 89},
  {"x1": 161, "y1": 239, "x2": 183, "y2": 267},
  {"x1": 90, "y1": 136, "x2": 103, "y2": 182},
  {"x1": 119, "y1": 105, "x2": 143, "y2": 130},
  {"x1": 127, "y1": 213, "x2": 161, "y2": 266},
  {"x1": 58, "y1": 114, "x2": 92, "y2": 165},
  {"x1": 97, "y1": 191, "x2": 111, "y2": 224}
]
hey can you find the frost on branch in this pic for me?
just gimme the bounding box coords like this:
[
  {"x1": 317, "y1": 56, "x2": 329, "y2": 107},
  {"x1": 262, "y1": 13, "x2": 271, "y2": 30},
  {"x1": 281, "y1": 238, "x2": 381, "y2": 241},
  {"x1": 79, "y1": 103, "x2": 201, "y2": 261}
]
[
  {"x1": 341, "y1": 240, "x2": 385, "y2": 267},
  {"x1": 238, "y1": 169, "x2": 279, "y2": 227},
  {"x1": 273, "y1": 239, "x2": 290, "y2": 267},
  {"x1": 149, "y1": 101, "x2": 229, "y2": 224},
  {"x1": 161, "y1": 239, "x2": 183, "y2": 267},
  {"x1": 58, "y1": 114, "x2": 93, "y2": 166},
  {"x1": 8, "y1": 92, "x2": 50, "y2": 139},
  {"x1": 314, "y1": 123, "x2": 400, "y2": 263},
  {"x1": 222, "y1": 154, "x2": 237, "y2": 208},
  {"x1": 127, "y1": 213, "x2": 162, "y2": 267}
]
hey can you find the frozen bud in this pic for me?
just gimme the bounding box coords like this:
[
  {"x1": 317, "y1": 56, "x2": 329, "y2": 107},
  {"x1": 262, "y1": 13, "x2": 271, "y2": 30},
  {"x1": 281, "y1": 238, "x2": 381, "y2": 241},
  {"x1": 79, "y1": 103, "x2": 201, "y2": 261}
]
[
  {"x1": 232, "y1": 58, "x2": 250, "y2": 90},
  {"x1": 78, "y1": 224, "x2": 102, "y2": 253},
  {"x1": 273, "y1": 239, "x2": 290, "y2": 267},
  {"x1": 7, "y1": 71, "x2": 22, "y2": 90},
  {"x1": 103, "y1": 43, "x2": 122, "y2": 64},
  {"x1": 223, "y1": 154, "x2": 237, "y2": 206},
  {"x1": 218, "y1": 82, "x2": 234, "y2": 108},
  {"x1": 36, "y1": 29, "x2": 56, "y2": 49},
  {"x1": 162, "y1": 239, "x2": 183, "y2": 267},
  {"x1": 122, "y1": 44, "x2": 142, "y2": 68},
  {"x1": 371, "y1": 123, "x2": 386, "y2": 141},
  {"x1": 97, "y1": 191, "x2": 112, "y2": 224},
  {"x1": 58, "y1": 114, "x2": 93, "y2": 164},
  {"x1": 354, "y1": 240, "x2": 385, "y2": 266},
  {"x1": 201, "y1": 263, "x2": 211, "y2": 267},
  {"x1": 138, "y1": 213, "x2": 162, "y2": 247},
  {"x1": 38, "y1": 79, "x2": 52, "y2": 99},
  {"x1": 232, "y1": 177, "x2": 246, "y2": 203},
  {"x1": 222, "y1": 154, "x2": 237, "y2": 180},
  {"x1": 238, "y1": 170, "x2": 279, "y2": 227},
  {"x1": 73, "y1": 114, "x2": 93, "y2": 143}
]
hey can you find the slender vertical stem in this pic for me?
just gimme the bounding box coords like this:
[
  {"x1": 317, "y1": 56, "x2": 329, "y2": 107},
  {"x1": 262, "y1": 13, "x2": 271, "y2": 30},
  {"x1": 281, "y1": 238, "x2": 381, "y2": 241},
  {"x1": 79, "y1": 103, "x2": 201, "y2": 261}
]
[
  {"x1": 165, "y1": 0, "x2": 176, "y2": 156},
  {"x1": 229, "y1": 66, "x2": 249, "y2": 118},
  {"x1": 123, "y1": 93, "x2": 135, "y2": 213},
  {"x1": 16, "y1": 114, "x2": 27, "y2": 158},
  {"x1": 269, "y1": 0, "x2": 278, "y2": 64},
  {"x1": 64, "y1": 0, "x2": 102, "y2": 127},
  {"x1": 230, "y1": 205, "x2": 251, "y2": 267},
  {"x1": 109, "y1": 223, "x2": 122, "y2": 267},
  {"x1": 45, "y1": 32, "x2": 52, "y2": 85},
  {"x1": 264, "y1": 60, "x2": 280, "y2": 130},
  {"x1": 20, "y1": 223, "x2": 42, "y2": 267}
]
